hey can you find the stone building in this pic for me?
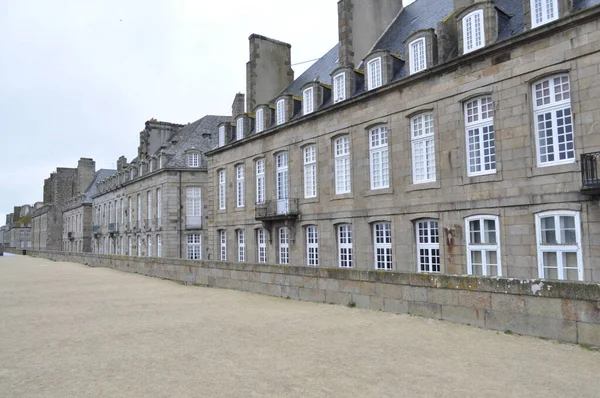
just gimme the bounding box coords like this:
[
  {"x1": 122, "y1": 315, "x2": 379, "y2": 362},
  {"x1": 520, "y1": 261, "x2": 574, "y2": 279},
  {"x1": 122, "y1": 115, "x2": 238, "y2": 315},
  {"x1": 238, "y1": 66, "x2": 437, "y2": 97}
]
[
  {"x1": 92, "y1": 115, "x2": 228, "y2": 259},
  {"x1": 3, "y1": 205, "x2": 32, "y2": 249},
  {"x1": 30, "y1": 158, "x2": 97, "y2": 251},
  {"x1": 207, "y1": 0, "x2": 600, "y2": 282}
]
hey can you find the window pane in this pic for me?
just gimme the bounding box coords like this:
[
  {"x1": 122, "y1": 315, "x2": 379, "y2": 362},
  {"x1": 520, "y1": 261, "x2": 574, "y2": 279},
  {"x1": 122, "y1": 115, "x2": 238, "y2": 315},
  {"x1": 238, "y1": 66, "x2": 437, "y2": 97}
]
[
  {"x1": 540, "y1": 216, "x2": 556, "y2": 244},
  {"x1": 484, "y1": 219, "x2": 496, "y2": 244},
  {"x1": 469, "y1": 220, "x2": 481, "y2": 244}
]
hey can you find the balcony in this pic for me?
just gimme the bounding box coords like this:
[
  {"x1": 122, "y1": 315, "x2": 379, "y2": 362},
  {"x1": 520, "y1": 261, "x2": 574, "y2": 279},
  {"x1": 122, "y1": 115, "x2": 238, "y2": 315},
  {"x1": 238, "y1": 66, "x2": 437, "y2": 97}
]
[
  {"x1": 67, "y1": 232, "x2": 74, "y2": 241},
  {"x1": 255, "y1": 199, "x2": 299, "y2": 221},
  {"x1": 108, "y1": 223, "x2": 117, "y2": 233},
  {"x1": 92, "y1": 225, "x2": 101, "y2": 236},
  {"x1": 581, "y1": 152, "x2": 600, "y2": 195}
]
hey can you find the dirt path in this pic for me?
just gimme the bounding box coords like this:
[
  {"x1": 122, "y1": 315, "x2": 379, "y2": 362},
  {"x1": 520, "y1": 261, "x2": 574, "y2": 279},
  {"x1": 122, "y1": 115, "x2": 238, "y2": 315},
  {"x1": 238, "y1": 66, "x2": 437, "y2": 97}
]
[{"x1": 0, "y1": 255, "x2": 598, "y2": 397}]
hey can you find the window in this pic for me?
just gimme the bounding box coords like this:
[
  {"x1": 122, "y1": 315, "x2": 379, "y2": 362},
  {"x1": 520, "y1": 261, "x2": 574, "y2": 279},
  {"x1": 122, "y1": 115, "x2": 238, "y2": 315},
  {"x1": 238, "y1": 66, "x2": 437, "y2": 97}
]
[
  {"x1": 156, "y1": 235, "x2": 162, "y2": 257},
  {"x1": 409, "y1": 38, "x2": 427, "y2": 74},
  {"x1": 369, "y1": 126, "x2": 389, "y2": 189},
  {"x1": 219, "y1": 230, "x2": 227, "y2": 261},
  {"x1": 256, "y1": 108, "x2": 264, "y2": 133},
  {"x1": 338, "y1": 224, "x2": 353, "y2": 268},
  {"x1": 219, "y1": 126, "x2": 226, "y2": 147},
  {"x1": 187, "y1": 153, "x2": 199, "y2": 168},
  {"x1": 137, "y1": 235, "x2": 142, "y2": 256},
  {"x1": 374, "y1": 222, "x2": 392, "y2": 270},
  {"x1": 236, "y1": 165, "x2": 245, "y2": 208},
  {"x1": 120, "y1": 198, "x2": 124, "y2": 225},
  {"x1": 276, "y1": 99, "x2": 285, "y2": 125},
  {"x1": 416, "y1": 220, "x2": 440, "y2": 273},
  {"x1": 466, "y1": 216, "x2": 501, "y2": 276},
  {"x1": 303, "y1": 87, "x2": 314, "y2": 115},
  {"x1": 257, "y1": 229, "x2": 267, "y2": 264},
  {"x1": 536, "y1": 211, "x2": 582, "y2": 281},
  {"x1": 256, "y1": 159, "x2": 265, "y2": 204},
  {"x1": 156, "y1": 188, "x2": 162, "y2": 227},
  {"x1": 303, "y1": 145, "x2": 317, "y2": 198},
  {"x1": 333, "y1": 72, "x2": 346, "y2": 103},
  {"x1": 465, "y1": 96, "x2": 495, "y2": 176},
  {"x1": 187, "y1": 234, "x2": 202, "y2": 260},
  {"x1": 187, "y1": 187, "x2": 201, "y2": 216},
  {"x1": 237, "y1": 230, "x2": 245, "y2": 262},
  {"x1": 367, "y1": 57, "x2": 382, "y2": 90},
  {"x1": 334, "y1": 136, "x2": 351, "y2": 194},
  {"x1": 236, "y1": 117, "x2": 244, "y2": 140},
  {"x1": 128, "y1": 237, "x2": 132, "y2": 256},
  {"x1": 219, "y1": 170, "x2": 226, "y2": 210},
  {"x1": 463, "y1": 10, "x2": 484, "y2": 54},
  {"x1": 147, "y1": 234, "x2": 152, "y2": 257},
  {"x1": 147, "y1": 191, "x2": 152, "y2": 221},
  {"x1": 306, "y1": 226, "x2": 319, "y2": 267},
  {"x1": 276, "y1": 152, "x2": 289, "y2": 213},
  {"x1": 279, "y1": 227, "x2": 290, "y2": 265},
  {"x1": 411, "y1": 113, "x2": 436, "y2": 183},
  {"x1": 531, "y1": 0, "x2": 558, "y2": 27},
  {"x1": 533, "y1": 75, "x2": 574, "y2": 166},
  {"x1": 137, "y1": 194, "x2": 142, "y2": 224},
  {"x1": 128, "y1": 197, "x2": 132, "y2": 225}
]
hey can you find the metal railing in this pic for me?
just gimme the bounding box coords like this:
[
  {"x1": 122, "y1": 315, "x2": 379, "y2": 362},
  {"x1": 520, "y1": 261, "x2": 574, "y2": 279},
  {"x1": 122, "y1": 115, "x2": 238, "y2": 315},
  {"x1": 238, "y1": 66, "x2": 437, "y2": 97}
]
[
  {"x1": 255, "y1": 198, "x2": 299, "y2": 220},
  {"x1": 581, "y1": 152, "x2": 600, "y2": 189},
  {"x1": 92, "y1": 225, "x2": 101, "y2": 233}
]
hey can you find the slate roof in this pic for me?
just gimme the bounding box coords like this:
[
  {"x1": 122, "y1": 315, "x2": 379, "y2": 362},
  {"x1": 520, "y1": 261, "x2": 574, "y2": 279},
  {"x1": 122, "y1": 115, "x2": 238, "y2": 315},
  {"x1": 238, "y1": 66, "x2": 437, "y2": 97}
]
[
  {"x1": 84, "y1": 169, "x2": 116, "y2": 203},
  {"x1": 162, "y1": 115, "x2": 230, "y2": 168}
]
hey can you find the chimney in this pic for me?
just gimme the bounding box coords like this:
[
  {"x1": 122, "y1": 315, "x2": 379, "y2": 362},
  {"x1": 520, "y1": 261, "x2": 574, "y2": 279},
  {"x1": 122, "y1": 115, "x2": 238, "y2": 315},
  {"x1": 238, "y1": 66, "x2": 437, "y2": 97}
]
[
  {"x1": 246, "y1": 34, "x2": 294, "y2": 112},
  {"x1": 232, "y1": 93, "x2": 245, "y2": 118},
  {"x1": 77, "y1": 158, "x2": 96, "y2": 194},
  {"x1": 117, "y1": 156, "x2": 128, "y2": 171},
  {"x1": 338, "y1": 0, "x2": 403, "y2": 67}
]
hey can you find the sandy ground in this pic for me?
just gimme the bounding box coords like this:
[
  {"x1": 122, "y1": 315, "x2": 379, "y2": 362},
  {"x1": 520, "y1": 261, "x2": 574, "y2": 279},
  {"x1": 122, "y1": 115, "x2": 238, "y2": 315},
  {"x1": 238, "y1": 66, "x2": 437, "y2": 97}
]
[{"x1": 0, "y1": 256, "x2": 598, "y2": 398}]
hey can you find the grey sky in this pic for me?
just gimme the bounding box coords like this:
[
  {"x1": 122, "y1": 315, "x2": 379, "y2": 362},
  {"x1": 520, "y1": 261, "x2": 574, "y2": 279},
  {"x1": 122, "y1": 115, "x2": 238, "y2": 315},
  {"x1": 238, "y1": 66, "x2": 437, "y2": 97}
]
[{"x1": 0, "y1": 0, "x2": 414, "y2": 224}]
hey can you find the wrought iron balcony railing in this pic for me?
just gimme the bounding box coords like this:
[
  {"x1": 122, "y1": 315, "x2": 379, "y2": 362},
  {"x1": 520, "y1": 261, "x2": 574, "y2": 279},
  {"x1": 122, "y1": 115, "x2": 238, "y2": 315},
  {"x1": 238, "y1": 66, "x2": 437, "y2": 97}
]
[
  {"x1": 255, "y1": 199, "x2": 299, "y2": 221},
  {"x1": 581, "y1": 152, "x2": 600, "y2": 194}
]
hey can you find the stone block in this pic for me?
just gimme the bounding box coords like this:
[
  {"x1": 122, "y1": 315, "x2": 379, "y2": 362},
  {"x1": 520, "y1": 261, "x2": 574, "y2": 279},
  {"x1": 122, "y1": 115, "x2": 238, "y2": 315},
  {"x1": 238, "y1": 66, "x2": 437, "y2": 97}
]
[
  {"x1": 281, "y1": 286, "x2": 300, "y2": 300},
  {"x1": 512, "y1": 315, "x2": 578, "y2": 343},
  {"x1": 317, "y1": 278, "x2": 340, "y2": 291},
  {"x1": 383, "y1": 298, "x2": 409, "y2": 314},
  {"x1": 370, "y1": 296, "x2": 385, "y2": 311},
  {"x1": 458, "y1": 291, "x2": 492, "y2": 310},
  {"x1": 339, "y1": 280, "x2": 362, "y2": 294},
  {"x1": 491, "y1": 293, "x2": 525, "y2": 314},
  {"x1": 442, "y1": 306, "x2": 486, "y2": 328},
  {"x1": 561, "y1": 299, "x2": 600, "y2": 323},
  {"x1": 577, "y1": 322, "x2": 600, "y2": 347},
  {"x1": 408, "y1": 302, "x2": 442, "y2": 319},
  {"x1": 525, "y1": 297, "x2": 563, "y2": 319},
  {"x1": 403, "y1": 286, "x2": 428, "y2": 302},
  {"x1": 302, "y1": 276, "x2": 319, "y2": 289},
  {"x1": 428, "y1": 289, "x2": 459, "y2": 306},
  {"x1": 484, "y1": 311, "x2": 517, "y2": 332},
  {"x1": 325, "y1": 291, "x2": 351, "y2": 305},
  {"x1": 359, "y1": 281, "x2": 375, "y2": 296},
  {"x1": 351, "y1": 293, "x2": 371, "y2": 309},
  {"x1": 375, "y1": 283, "x2": 404, "y2": 300},
  {"x1": 299, "y1": 288, "x2": 325, "y2": 303},
  {"x1": 260, "y1": 272, "x2": 276, "y2": 284}
]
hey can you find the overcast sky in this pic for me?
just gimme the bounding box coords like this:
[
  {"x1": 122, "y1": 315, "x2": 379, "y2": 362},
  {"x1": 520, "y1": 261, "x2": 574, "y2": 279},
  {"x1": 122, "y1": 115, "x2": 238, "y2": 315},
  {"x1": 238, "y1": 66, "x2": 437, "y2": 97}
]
[{"x1": 0, "y1": 0, "x2": 414, "y2": 225}]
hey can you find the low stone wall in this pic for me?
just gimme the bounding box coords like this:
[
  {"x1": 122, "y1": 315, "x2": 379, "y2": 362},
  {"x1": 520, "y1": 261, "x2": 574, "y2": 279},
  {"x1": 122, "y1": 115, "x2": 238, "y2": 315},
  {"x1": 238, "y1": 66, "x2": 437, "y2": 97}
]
[{"x1": 26, "y1": 250, "x2": 600, "y2": 346}]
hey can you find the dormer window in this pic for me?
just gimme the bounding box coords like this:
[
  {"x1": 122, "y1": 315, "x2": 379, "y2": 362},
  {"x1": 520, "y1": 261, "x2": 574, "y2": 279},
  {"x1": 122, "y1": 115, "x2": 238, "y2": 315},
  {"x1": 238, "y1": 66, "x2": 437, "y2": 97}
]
[
  {"x1": 187, "y1": 153, "x2": 199, "y2": 168},
  {"x1": 463, "y1": 10, "x2": 484, "y2": 54},
  {"x1": 159, "y1": 155, "x2": 164, "y2": 168},
  {"x1": 531, "y1": 0, "x2": 558, "y2": 28},
  {"x1": 333, "y1": 73, "x2": 346, "y2": 103},
  {"x1": 409, "y1": 38, "x2": 426, "y2": 74},
  {"x1": 218, "y1": 126, "x2": 225, "y2": 147},
  {"x1": 236, "y1": 117, "x2": 244, "y2": 140},
  {"x1": 303, "y1": 87, "x2": 314, "y2": 115},
  {"x1": 367, "y1": 57, "x2": 382, "y2": 90},
  {"x1": 130, "y1": 167, "x2": 136, "y2": 180},
  {"x1": 256, "y1": 108, "x2": 264, "y2": 133},
  {"x1": 139, "y1": 165, "x2": 143, "y2": 177},
  {"x1": 276, "y1": 99, "x2": 285, "y2": 125}
]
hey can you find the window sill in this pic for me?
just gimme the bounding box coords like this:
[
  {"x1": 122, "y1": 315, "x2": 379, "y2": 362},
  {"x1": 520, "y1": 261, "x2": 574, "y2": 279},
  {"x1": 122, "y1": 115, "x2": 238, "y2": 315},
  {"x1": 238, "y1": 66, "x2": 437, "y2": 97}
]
[
  {"x1": 406, "y1": 181, "x2": 441, "y2": 192},
  {"x1": 234, "y1": 207, "x2": 246, "y2": 213},
  {"x1": 299, "y1": 197, "x2": 319, "y2": 205},
  {"x1": 527, "y1": 161, "x2": 578, "y2": 177},
  {"x1": 331, "y1": 193, "x2": 354, "y2": 201},
  {"x1": 217, "y1": 209, "x2": 227, "y2": 214},
  {"x1": 461, "y1": 171, "x2": 502, "y2": 185},
  {"x1": 364, "y1": 187, "x2": 394, "y2": 197}
]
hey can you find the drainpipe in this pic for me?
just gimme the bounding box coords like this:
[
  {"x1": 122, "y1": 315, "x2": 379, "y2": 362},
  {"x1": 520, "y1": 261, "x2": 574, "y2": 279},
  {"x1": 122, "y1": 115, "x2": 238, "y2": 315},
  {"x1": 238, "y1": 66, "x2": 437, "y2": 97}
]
[{"x1": 179, "y1": 171, "x2": 182, "y2": 259}]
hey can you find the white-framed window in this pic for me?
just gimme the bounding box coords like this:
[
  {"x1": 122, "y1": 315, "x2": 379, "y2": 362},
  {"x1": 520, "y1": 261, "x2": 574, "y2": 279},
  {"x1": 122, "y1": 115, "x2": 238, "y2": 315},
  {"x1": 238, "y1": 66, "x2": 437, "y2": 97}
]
[
  {"x1": 411, "y1": 113, "x2": 436, "y2": 183},
  {"x1": 303, "y1": 87, "x2": 314, "y2": 115},
  {"x1": 256, "y1": 159, "x2": 266, "y2": 204},
  {"x1": 303, "y1": 145, "x2": 317, "y2": 198},
  {"x1": 374, "y1": 222, "x2": 393, "y2": 270},
  {"x1": 409, "y1": 37, "x2": 427, "y2": 74},
  {"x1": 255, "y1": 108, "x2": 264, "y2": 133},
  {"x1": 187, "y1": 233, "x2": 201, "y2": 260},
  {"x1": 465, "y1": 96, "x2": 495, "y2": 176},
  {"x1": 536, "y1": 211, "x2": 582, "y2": 281},
  {"x1": 416, "y1": 220, "x2": 440, "y2": 273},
  {"x1": 237, "y1": 229, "x2": 245, "y2": 262},
  {"x1": 218, "y1": 125, "x2": 226, "y2": 147},
  {"x1": 369, "y1": 126, "x2": 389, "y2": 190},
  {"x1": 147, "y1": 234, "x2": 152, "y2": 257},
  {"x1": 219, "y1": 230, "x2": 226, "y2": 261},
  {"x1": 334, "y1": 136, "x2": 351, "y2": 194},
  {"x1": 128, "y1": 197, "x2": 132, "y2": 225},
  {"x1": 159, "y1": 156, "x2": 164, "y2": 168},
  {"x1": 367, "y1": 57, "x2": 382, "y2": 90},
  {"x1": 218, "y1": 170, "x2": 226, "y2": 210},
  {"x1": 137, "y1": 235, "x2": 142, "y2": 256},
  {"x1": 338, "y1": 224, "x2": 353, "y2": 268},
  {"x1": 276, "y1": 152, "x2": 289, "y2": 211},
  {"x1": 463, "y1": 10, "x2": 484, "y2": 54},
  {"x1": 137, "y1": 194, "x2": 142, "y2": 224},
  {"x1": 333, "y1": 72, "x2": 346, "y2": 103},
  {"x1": 120, "y1": 236, "x2": 124, "y2": 255},
  {"x1": 279, "y1": 227, "x2": 290, "y2": 265},
  {"x1": 186, "y1": 187, "x2": 201, "y2": 217},
  {"x1": 156, "y1": 188, "x2": 162, "y2": 227},
  {"x1": 147, "y1": 191, "x2": 152, "y2": 221},
  {"x1": 276, "y1": 99, "x2": 286, "y2": 125},
  {"x1": 533, "y1": 75, "x2": 574, "y2": 167},
  {"x1": 120, "y1": 198, "x2": 124, "y2": 225},
  {"x1": 187, "y1": 153, "x2": 199, "y2": 168},
  {"x1": 257, "y1": 228, "x2": 267, "y2": 264},
  {"x1": 306, "y1": 225, "x2": 319, "y2": 267},
  {"x1": 531, "y1": 0, "x2": 558, "y2": 28},
  {"x1": 128, "y1": 237, "x2": 132, "y2": 256},
  {"x1": 236, "y1": 164, "x2": 245, "y2": 208},
  {"x1": 466, "y1": 215, "x2": 501, "y2": 277},
  {"x1": 156, "y1": 235, "x2": 162, "y2": 257},
  {"x1": 236, "y1": 117, "x2": 244, "y2": 140}
]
